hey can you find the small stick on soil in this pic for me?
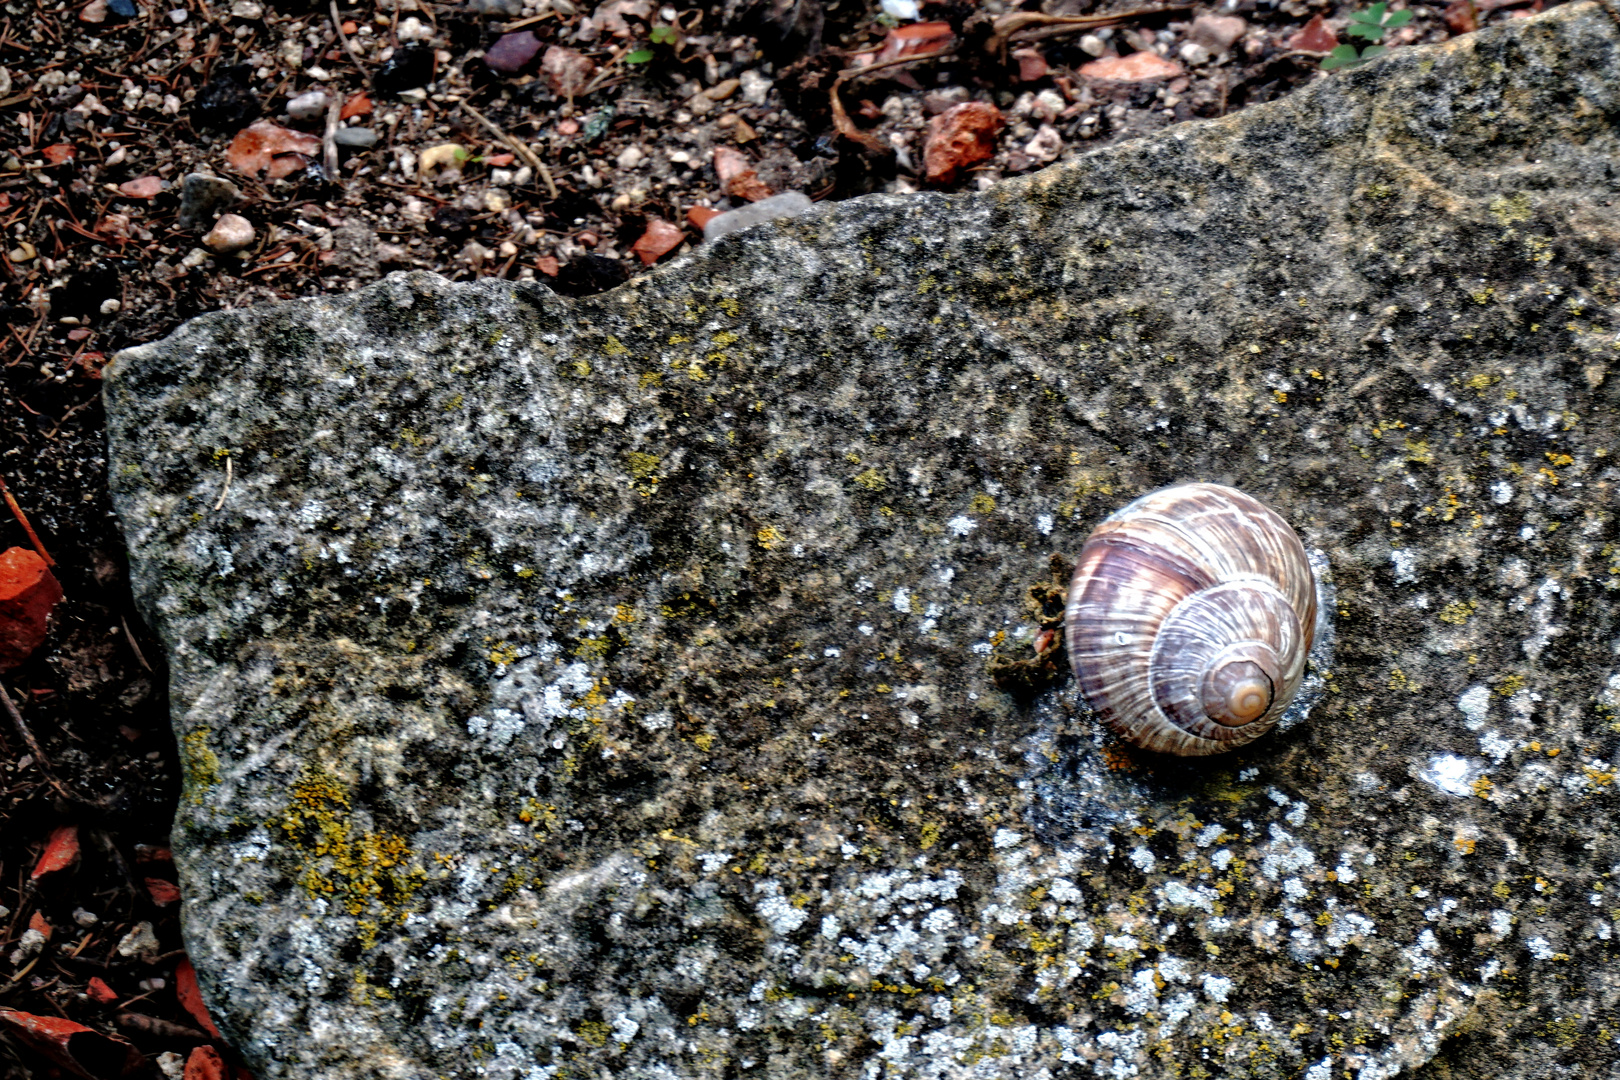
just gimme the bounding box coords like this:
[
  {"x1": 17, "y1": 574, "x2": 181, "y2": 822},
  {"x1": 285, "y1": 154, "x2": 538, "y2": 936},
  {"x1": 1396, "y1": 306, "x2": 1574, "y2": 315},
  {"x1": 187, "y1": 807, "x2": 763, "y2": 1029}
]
[
  {"x1": 457, "y1": 99, "x2": 559, "y2": 199},
  {"x1": 331, "y1": 0, "x2": 368, "y2": 73},
  {"x1": 322, "y1": 98, "x2": 342, "y2": 187},
  {"x1": 121, "y1": 616, "x2": 153, "y2": 673},
  {"x1": 212, "y1": 455, "x2": 232, "y2": 511},
  {"x1": 0, "y1": 474, "x2": 53, "y2": 566},
  {"x1": 0, "y1": 681, "x2": 120, "y2": 811}
]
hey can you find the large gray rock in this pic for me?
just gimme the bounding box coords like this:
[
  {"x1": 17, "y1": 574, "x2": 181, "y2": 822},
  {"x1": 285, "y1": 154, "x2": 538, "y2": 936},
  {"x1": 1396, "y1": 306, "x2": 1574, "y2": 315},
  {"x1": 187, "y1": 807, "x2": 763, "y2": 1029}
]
[{"x1": 106, "y1": 6, "x2": 1620, "y2": 1077}]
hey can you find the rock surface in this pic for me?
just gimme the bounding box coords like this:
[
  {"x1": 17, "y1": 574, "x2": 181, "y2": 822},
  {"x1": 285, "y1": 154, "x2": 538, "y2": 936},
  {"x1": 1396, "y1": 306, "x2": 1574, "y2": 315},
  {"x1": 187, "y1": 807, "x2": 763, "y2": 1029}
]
[{"x1": 106, "y1": 6, "x2": 1620, "y2": 1078}]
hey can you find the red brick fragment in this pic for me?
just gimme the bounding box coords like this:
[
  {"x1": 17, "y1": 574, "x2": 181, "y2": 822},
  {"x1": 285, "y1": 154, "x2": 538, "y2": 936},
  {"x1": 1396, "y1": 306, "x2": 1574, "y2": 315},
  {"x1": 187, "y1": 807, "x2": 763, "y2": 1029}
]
[
  {"x1": 1012, "y1": 47, "x2": 1048, "y2": 81},
  {"x1": 631, "y1": 218, "x2": 686, "y2": 265},
  {"x1": 923, "y1": 101, "x2": 1005, "y2": 184},
  {"x1": 0, "y1": 547, "x2": 62, "y2": 670},
  {"x1": 117, "y1": 176, "x2": 163, "y2": 199},
  {"x1": 1077, "y1": 51, "x2": 1184, "y2": 82},
  {"x1": 185, "y1": 1045, "x2": 226, "y2": 1080},
  {"x1": 686, "y1": 206, "x2": 721, "y2": 231},
  {"x1": 86, "y1": 978, "x2": 118, "y2": 1004}
]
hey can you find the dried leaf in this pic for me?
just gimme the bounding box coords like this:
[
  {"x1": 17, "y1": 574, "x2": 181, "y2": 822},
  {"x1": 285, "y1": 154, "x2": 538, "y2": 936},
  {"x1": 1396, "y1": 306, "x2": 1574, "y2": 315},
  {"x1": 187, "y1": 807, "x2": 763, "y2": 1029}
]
[
  {"x1": 144, "y1": 877, "x2": 181, "y2": 905},
  {"x1": 41, "y1": 144, "x2": 75, "y2": 164},
  {"x1": 225, "y1": 120, "x2": 321, "y2": 180},
  {"x1": 1441, "y1": 0, "x2": 1478, "y2": 32},
  {"x1": 0, "y1": 1009, "x2": 141, "y2": 1079},
  {"x1": 339, "y1": 91, "x2": 372, "y2": 120},
  {"x1": 870, "y1": 21, "x2": 955, "y2": 66},
  {"x1": 174, "y1": 958, "x2": 222, "y2": 1039},
  {"x1": 30, "y1": 824, "x2": 79, "y2": 881},
  {"x1": 1289, "y1": 14, "x2": 1340, "y2": 52},
  {"x1": 541, "y1": 46, "x2": 595, "y2": 99}
]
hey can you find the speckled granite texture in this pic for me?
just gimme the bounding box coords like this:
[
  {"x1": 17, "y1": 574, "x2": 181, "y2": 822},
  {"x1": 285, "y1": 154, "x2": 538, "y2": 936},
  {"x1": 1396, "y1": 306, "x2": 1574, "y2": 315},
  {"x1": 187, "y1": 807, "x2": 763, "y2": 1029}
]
[{"x1": 106, "y1": 6, "x2": 1620, "y2": 1077}]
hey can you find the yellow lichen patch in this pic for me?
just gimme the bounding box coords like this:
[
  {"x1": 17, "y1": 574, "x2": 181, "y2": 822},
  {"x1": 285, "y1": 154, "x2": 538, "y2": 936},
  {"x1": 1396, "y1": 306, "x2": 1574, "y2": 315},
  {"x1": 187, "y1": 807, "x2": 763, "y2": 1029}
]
[
  {"x1": 1438, "y1": 599, "x2": 1476, "y2": 625},
  {"x1": 756, "y1": 525, "x2": 782, "y2": 549},
  {"x1": 1472, "y1": 775, "x2": 1495, "y2": 799},
  {"x1": 919, "y1": 821, "x2": 943, "y2": 850},
  {"x1": 575, "y1": 1020, "x2": 612, "y2": 1047},
  {"x1": 279, "y1": 768, "x2": 426, "y2": 932},
  {"x1": 969, "y1": 493, "x2": 997, "y2": 515},
  {"x1": 487, "y1": 641, "x2": 520, "y2": 666},
  {"x1": 1496, "y1": 674, "x2": 1526, "y2": 697},
  {"x1": 1404, "y1": 438, "x2": 1433, "y2": 465},
  {"x1": 1489, "y1": 192, "x2": 1532, "y2": 226},
  {"x1": 613, "y1": 603, "x2": 636, "y2": 624},
  {"x1": 180, "y1": 728, "x2": 222, "y2": 806},
  {"x1": 853, "y1": 468, "x2": 886, "y2": 491},
  {"x1": 601, "y1": 336, "x2": 628, "y2": 356}
]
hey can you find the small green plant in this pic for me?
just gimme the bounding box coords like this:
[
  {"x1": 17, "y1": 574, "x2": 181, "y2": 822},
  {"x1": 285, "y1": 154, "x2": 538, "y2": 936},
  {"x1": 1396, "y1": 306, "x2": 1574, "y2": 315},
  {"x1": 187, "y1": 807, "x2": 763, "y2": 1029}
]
[
  {"x1": 1321, "y1": 3, "x2": 1413, "y2": 70},
  {"x1": 626, "y1": 24, "x2": 678, "y2": 64}
]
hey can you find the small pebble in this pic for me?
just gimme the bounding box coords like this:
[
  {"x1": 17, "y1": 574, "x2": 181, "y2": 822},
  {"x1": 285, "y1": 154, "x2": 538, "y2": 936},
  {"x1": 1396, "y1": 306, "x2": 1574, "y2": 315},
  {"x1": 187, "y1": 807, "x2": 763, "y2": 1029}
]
[
  {"x1": 334, "y1": 126, "x2": 378, "y2": 148},
  {"x1": 739, "y1": 70, "x2": 772, "y2": 106},
  {"x1": 73, "y1": 908, "x2": 99, "y2": 927},
  {"x1": 116, "y1": 920, "x2": 160, "y2": 959},
  {"x1": 703, "y1": 191, "x2": 813, "y2": 242},
  {"x1": 230, "y1": 0, "x2": 263, "y2": 17},
  {"x1": 285, "y1": 89, "x2": 330, "y2": 121},
  {"x1": 203, "y1": 214, "x2": 256, "y2": 255},
  {"x1": 1080, "y1": 34, "x2": 1107, "y2": 57},
  {"x1": 166, "y1": 7, "x2": 186, "y2": 21},
  {"x1": 177, "y1": 173, "x2": 240, "y2": 230},
  {"x1": 616, "y1": 144, "x2": 645, "y2": 170}
]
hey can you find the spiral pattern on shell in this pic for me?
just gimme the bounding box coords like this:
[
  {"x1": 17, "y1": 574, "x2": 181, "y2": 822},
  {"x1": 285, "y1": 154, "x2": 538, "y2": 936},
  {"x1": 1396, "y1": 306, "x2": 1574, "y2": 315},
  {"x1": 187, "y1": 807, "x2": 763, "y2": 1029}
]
[{"x1": 1064, "y1": 483, "x2": 1317, "y2": 756}]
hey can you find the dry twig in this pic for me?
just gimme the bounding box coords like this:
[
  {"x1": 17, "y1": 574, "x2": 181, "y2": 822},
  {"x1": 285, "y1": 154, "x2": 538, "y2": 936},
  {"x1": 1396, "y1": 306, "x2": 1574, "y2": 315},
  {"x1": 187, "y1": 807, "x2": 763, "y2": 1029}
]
[
  {"x1": 0, "y1": 474, "x2": 52, "y2": 566},
  {"x1": 457, "y1": 100, "x2": 560, "y2": 199}
]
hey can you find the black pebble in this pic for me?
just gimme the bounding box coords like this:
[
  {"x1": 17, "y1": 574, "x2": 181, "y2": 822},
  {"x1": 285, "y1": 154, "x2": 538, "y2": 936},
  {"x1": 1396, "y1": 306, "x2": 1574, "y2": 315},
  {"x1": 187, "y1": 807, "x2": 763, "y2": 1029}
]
[
  {"x1": 373, "y1": 44, "x2": 436, "y2": 94},
  {"x1": 190, "y1": 65, "x2": 260, "y2": 132}
]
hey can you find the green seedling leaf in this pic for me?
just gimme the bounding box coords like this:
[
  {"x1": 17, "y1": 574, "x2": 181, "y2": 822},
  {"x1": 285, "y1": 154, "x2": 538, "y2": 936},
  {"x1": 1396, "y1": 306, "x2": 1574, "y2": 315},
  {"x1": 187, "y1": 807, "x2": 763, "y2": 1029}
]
[
  {"x1": 1321, "y1": 44, "x2": 1362, "y2": 70},
  {"x1": 1359, "y1": 43, "x2": 1388, "y2": 60},
  {"x1": 1383, "y1": 8, "x2": 1413, "y2": 27},
  {"x1": 649, "y1": 24, "x2": 677, "y2": 44},
  {"x1": 625, "y1": 48, "x2": 654, "y2": 64}
]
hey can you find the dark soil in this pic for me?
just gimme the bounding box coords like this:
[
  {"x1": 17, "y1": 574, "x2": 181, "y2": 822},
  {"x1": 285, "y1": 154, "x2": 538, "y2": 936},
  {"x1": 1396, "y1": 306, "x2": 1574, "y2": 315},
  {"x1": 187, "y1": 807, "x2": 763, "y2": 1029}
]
[{"x1": 0, "y1": 0, "x2": 1559, "y2": 1074}]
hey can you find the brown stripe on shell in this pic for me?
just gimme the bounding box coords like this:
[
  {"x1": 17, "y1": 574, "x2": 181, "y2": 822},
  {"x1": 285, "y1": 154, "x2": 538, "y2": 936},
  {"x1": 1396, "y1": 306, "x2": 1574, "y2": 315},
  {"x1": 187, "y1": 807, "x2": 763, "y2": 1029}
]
[{"x1": 1065, "y1": 483, "x2": 1317, "y2": 756}]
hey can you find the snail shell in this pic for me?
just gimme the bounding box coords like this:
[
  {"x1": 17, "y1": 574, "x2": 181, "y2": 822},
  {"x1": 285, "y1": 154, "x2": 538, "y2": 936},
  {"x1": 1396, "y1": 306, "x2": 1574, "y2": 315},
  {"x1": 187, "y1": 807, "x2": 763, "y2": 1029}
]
[{"x1": 1065, "y1": 483, "x2": 1317, "y2": 756}]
